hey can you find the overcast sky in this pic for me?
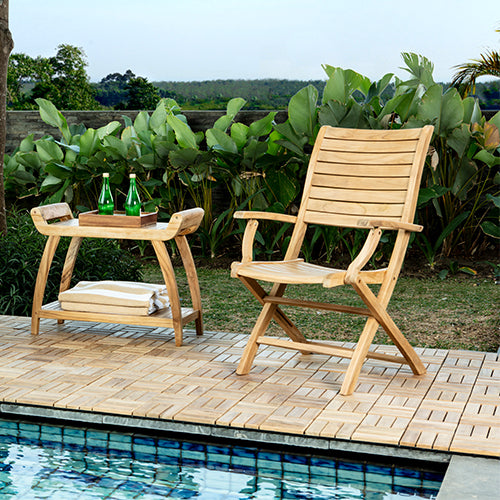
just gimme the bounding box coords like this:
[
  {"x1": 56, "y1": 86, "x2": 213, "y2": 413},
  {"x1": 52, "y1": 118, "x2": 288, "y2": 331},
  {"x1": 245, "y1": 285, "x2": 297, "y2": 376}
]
[{"x1": 9, "y1": 0, "x2": 500, "y2": 83}]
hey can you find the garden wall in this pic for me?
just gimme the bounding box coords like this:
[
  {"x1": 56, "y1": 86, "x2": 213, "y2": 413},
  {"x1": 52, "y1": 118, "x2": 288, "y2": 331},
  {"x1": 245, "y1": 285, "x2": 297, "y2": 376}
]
[{"x1": 5, "y1": 110, "x2": 288, "y2": 153}]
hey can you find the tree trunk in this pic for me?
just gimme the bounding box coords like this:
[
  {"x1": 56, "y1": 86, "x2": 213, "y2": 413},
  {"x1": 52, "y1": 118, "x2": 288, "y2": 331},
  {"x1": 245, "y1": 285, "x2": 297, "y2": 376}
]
[{"x1": 0, "y1": 0, "x2": 13, "y2": 236}]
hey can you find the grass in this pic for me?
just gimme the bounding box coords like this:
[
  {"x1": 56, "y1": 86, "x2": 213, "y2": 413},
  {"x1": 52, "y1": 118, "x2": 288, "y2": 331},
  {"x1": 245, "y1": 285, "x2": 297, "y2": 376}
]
[{"x1": 143, "y1": 262, "x2": 500, "y2": 353}]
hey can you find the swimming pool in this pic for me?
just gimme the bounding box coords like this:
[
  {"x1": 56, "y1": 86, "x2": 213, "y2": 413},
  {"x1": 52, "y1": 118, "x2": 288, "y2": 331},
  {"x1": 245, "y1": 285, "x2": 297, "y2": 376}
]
[{"x1": 0, "y1": 418, "x2": 443, "y2": 499}]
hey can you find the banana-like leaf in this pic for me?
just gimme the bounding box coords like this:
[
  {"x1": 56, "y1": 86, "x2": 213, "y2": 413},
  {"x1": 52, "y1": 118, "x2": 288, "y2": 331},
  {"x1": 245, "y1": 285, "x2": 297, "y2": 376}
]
[
  {"x1": 231, "y1": 122, "x2": 249, "y2": 149},
  {"x1": 134, "y1": 111, "x2": 150, "y2": 133},
  {"x1": 288, "y1": 85, "x2": 318, "y2": 138},
  {"x1": 150, "y1": 101, "x2": 167, "y2": 133},
  {"x1": 167, "y1": 114, "x2": 198, "y2": 149},
  {"x1": 44, "y1": 163, "x2": 73, "y2": 179},
  {"x1": 79, "y1": 129, "x2": 100, "y2": 159},
  {"x1": 97, "y1": 121, "x2": 121, "y2": 140},
  {"x1": 36, "y1": 140, "x2": 64, "y2": 163},
  {"x1": 416, "y1": 85, "x2": 463, "y2": 137},
  {"x1": 206, "y1": 128, "x2": 238, "y2": 154},
  {"x1": 481, "y1": 221, "x2": 500, "y2": 239},
  {"x1": 248, "y1": 112, "x2": 276, "y2": 138},
  {"x1": 452, "y1": 157, "x2": 477, "y2": 199},
  {"x1": 35, "y1": 98, "x2": 71, "y2": 144}
]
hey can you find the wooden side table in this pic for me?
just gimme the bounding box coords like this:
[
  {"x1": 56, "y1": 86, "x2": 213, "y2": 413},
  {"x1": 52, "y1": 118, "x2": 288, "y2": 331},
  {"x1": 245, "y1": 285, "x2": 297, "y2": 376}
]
[{"x1": 30, "y1": 203, "x2": 204, "y2": 346}]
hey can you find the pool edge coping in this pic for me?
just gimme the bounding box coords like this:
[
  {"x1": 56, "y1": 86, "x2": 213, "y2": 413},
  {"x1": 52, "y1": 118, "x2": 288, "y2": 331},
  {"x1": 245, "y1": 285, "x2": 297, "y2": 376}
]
[{"x1": 2, "y1": 401, "x2": 499, "y2": 500}]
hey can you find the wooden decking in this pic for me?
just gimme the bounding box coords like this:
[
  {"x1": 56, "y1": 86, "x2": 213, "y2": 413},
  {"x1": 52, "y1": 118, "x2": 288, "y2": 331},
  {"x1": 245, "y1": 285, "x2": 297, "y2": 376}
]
[{"x1": 0, "y1": 315, "x2": 498, "y2": 458}]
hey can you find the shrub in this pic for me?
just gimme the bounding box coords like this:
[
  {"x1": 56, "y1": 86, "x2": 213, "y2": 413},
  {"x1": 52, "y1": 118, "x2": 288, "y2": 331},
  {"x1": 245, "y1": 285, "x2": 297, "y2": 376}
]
[{"x1": 0, "y1": 209, "x2": 143, "y2": 316}]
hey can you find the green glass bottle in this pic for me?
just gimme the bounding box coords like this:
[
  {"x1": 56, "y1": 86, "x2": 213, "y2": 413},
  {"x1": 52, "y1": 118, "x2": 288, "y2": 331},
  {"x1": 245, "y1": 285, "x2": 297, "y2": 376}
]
[
  {"x1": 98, "y1": 173, "x2": 114, "y2": 215},
  {"x1": 125, "y1": 173, "x2": 141, "y2": 216}
]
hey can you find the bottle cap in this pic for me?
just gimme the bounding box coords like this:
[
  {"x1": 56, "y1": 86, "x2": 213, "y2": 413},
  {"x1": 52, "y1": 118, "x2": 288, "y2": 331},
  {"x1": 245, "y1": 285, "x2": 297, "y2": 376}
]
[
  {"x1": 103, "y1": 173, "x2": 109, "y2": 177},
  {"x1": 130, "y1": 173, "x2": 136, "y2": 178}
]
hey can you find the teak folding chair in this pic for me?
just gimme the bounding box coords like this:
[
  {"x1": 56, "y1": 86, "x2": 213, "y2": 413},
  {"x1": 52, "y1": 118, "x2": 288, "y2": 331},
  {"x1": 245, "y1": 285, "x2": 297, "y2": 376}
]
[{"x1": 231, "y1": 125, "x2": 434, "y2": 395}]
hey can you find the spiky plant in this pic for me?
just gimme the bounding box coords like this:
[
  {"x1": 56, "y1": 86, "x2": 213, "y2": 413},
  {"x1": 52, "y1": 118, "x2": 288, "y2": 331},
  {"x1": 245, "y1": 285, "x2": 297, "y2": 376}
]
[{"x1": 452, "y1": 29, "x2": 500, "y2": 96}]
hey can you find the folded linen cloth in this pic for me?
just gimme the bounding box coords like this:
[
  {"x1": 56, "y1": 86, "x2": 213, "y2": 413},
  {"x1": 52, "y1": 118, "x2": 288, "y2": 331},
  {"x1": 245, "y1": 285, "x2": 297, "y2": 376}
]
[{"x1": 58, "y1": 281, "x2": 169, "y2": 316}]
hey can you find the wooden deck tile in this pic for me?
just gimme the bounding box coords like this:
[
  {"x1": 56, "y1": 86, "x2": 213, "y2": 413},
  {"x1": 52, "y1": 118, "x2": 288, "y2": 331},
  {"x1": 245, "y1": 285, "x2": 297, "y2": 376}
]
[{"x1": 0, "y1": 315, "x2": 498, "y2": 457}]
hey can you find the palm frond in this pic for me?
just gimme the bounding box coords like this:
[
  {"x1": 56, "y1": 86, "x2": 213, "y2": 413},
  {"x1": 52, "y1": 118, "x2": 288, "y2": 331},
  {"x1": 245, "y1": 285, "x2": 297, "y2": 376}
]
[{"x1": 451, "y1": 49, "x2": 500, "y2": 95}]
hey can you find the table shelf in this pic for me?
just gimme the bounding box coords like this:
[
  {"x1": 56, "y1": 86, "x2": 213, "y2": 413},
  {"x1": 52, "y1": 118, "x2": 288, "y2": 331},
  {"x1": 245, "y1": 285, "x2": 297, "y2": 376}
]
[{"x1": 40, "y1": 301, "x2": 199, "y2": 329}]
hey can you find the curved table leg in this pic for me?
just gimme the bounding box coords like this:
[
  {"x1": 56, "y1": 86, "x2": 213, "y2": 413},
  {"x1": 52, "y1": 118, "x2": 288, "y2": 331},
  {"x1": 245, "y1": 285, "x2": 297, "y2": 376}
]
[
  {"x1": 31, "y1": 235, "x2": 61, "y2": 335},
  {"x1": 175, "y1": 235, "x2": 203, "y2": 336},
  {"x1": 152, "y1": 240, "x2": 183, "y2": 346},
  {"x1": 57, "y1": 236, "x2": 83, "y2": 325}
]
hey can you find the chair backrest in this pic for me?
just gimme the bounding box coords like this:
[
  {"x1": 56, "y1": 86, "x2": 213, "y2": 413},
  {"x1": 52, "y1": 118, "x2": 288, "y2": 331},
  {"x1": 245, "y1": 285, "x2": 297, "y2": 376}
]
[{"x1": 298, "y1": 126, "x2": 434, "y2": 229}]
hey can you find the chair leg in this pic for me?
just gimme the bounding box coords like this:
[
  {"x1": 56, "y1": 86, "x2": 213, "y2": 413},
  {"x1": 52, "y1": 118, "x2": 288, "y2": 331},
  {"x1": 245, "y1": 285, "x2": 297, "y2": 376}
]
[
  {"x1": 239, "y1": 277, "x2": 309, "y2": 344},
  {"x1": 236, "y1": 300, "x2": 278, "y2": 375},
  {"x1": 352, "y1": 277, "x2": 426, "y2": 376},
  {"x1": 340, "y1": 317, "x2": 379, "y2": 395}
]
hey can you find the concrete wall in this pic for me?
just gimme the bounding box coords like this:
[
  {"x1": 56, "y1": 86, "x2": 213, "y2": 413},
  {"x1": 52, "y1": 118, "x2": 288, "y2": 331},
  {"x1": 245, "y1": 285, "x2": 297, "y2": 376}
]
[{"x1": 5, "y1": 110, "x2": 288, "y2": 153}]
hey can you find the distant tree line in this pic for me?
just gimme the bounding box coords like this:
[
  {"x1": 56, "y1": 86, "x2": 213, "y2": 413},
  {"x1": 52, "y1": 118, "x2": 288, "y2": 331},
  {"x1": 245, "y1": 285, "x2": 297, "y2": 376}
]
[{"x1": 6, "y1": 44, "x2": 500, "y2": 111}]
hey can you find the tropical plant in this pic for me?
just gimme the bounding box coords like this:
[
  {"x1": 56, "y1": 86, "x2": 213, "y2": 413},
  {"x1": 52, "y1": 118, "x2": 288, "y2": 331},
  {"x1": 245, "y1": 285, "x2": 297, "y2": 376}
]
[{"x1": 452, "y1": 28, "x2": 500, "y2": 97}]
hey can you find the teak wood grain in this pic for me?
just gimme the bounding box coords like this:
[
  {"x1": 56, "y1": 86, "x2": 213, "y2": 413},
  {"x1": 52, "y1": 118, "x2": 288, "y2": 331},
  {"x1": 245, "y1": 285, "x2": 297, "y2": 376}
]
[
  {"x1": 30, "y1": 204, "x2": 204, "y2": 346},
  {"x1": 0, "y1": 316, "x2": 498, "y2": 458},
  {"x1": 231, "y1": 125, "x2": 434, "y2": 395}
]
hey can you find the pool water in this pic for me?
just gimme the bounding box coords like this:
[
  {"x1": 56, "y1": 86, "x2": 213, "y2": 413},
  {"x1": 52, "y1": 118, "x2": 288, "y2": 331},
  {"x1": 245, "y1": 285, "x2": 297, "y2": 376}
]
[{"x1": 0, "y1": 418, "x2": 443, "y2": 499}]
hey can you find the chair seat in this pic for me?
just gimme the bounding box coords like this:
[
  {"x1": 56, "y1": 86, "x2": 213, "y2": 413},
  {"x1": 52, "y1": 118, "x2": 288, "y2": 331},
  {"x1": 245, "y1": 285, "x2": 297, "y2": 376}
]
[
  {"x1": 233, "y1": 259, "x2": 345, "y2": 285},
  {"x1": 233, "y1": 259, "x2": 388, "y2": 287}
]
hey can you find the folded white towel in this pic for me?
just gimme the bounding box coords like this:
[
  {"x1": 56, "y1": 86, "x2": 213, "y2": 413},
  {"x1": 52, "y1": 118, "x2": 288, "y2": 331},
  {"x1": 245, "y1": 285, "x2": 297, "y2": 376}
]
[{"x1": 59, "y1": 281, "x2": 170, "y2": 315}]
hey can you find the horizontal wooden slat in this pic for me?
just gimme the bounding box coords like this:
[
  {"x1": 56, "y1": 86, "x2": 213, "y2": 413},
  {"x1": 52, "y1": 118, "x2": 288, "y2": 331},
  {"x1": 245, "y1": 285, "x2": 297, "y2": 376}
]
[
  {"x1": 315, "y1": 161, "x2": 412, "y2": 178},
  {"x1": 309, "y1": 186, "x2": 407, "y2": 204},
  {"x1": 303, "y1": 212, "x2": 402, "y2": 227},
  {"x1": 316, "y1": 150, "x2": 415, "y2": 165},
  {"x1": 311, "y1": 173, "x2": 409, "y2": 190},
  {"x1": 306, "y1": 199, "x2": 405, "y2": 217},
  {"x1": 323, "y1": 126, "x2": 424, "y2": 141},
  {"x1": 40, "y1": 301, "x2": 199, "y2": 328},
  {"x1": 321, "y1": 137, "x2": 418, "y2": 153}
]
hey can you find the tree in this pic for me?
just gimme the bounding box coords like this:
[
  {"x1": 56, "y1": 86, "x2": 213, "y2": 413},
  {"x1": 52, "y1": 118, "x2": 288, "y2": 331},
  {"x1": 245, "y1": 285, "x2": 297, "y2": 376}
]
[
  {"x1": 0, "y1": 0, "x2": 13, "y2": 235},
  {"x1": 94, "y1": 69, "x2": 135, "y2": 108},
  {"x1": 31, "y1": 44, "x2": 99, "y2": 109},
  {"x1": 452, "y1": 30, "x2": 500, "y2": 96},
  {"x1": 125, "y1": 76, "x2": 160, "y2": 110},
  {"x1": 7, "y1": 44, "x2": 99, "y2": 110}
]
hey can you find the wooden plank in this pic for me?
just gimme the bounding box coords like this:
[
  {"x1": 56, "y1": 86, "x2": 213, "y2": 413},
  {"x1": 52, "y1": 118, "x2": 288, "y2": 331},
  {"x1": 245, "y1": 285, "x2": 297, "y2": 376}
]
[
  {"x1": 310, "y1": 172, "x2": 410, "y2": 191},
  {"x1": 309, "y1": 185, "x2": 407, "y2": 204},
  {"x1": 307, "y1": 198, "x2": 405, "y2": 217},
  {"x1": 320, "y1": 137, "x2": 418, "y2": 153}
]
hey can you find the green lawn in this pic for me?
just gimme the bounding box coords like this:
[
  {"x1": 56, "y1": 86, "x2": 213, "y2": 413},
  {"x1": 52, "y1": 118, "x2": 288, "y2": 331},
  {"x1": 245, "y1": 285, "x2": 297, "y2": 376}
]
[{"x1": 143, "y1": 264, "x2": 499, "y2": 353}]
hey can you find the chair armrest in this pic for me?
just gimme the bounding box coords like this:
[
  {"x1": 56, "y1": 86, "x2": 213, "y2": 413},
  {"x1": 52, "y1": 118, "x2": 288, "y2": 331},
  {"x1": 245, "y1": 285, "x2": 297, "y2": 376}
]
[
  {"x1": 167, "y1": 208, "x2": 205, "y2": 238},
  {"x1": 234, "y1": 211, "x2": 297, "y2": 263},
  {"x1": 234, "y1": 211, "x2": 298, "y2": 224},
  {"x1": 358, "y1": 219, "x2": 423, "y2": 232},
  {"x1": 344, "y1": 228, "x2": 383, "y2": 285}
]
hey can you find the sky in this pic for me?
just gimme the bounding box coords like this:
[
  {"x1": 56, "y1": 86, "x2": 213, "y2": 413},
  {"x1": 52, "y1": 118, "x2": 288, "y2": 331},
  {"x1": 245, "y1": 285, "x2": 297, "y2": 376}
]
[{"x1": 8, "y1": 0, "x2": 500, "y2": 84}]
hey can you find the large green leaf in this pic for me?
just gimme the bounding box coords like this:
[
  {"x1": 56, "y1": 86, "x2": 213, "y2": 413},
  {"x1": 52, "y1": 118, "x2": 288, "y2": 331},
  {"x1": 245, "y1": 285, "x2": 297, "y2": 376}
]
[
  {"x1": 166, "y1": 114, "x2": 198, "y2": 149},
  {"x1": 16, "y1": 152, "x2": 41, "y2": 169},
  {"x1": 288, "y1": 85, "x2": 318, "y2": 138},
  {"x1": 227, "y1": 97, "x2": 246, "y2": 117},
  {"x1": 481, "y1": 221, "x2": 500, "y2": 239},
  {"x1": 97, "y1": 121, "x2": 121, "y2": 140},
  {"x1": 248, "y1": 112, "x2": 276, "y2": 137},
  {"x1": 230, "y1": 122, "x2": 249, "y2": 149},
  {"x1": 103, "y1": 135, "x2": 128, "y2": 158},
  {"x1": 36, "y1": 140, "x2": 64, "y2": 163},
  {"x1": 416, "y1": 84, "x2": 463, "y2": 137},
  {"x1": 447, "y1": 123, "x2": 471, "y2": 158},
  {"x1": 206, "y1": 128, "x2": 238, "y2": 154},
  {"x1": 150, "y1": 101, "x2": 167, "y2": 133},
  {"x1": 134, "y1": 111, "x2": 150, "y2": 133},
  {"x1": 35, "y1": 98, "x2": 71, "y2": 143},
  {"x1": 265, "y1": 168, "x2": 298, "y2": 207},
  {"x1": 417, "y1": 185, "x2": 451, "y2": 207},
  {"x1": 452, "y1": 157, "x2": 478, "y2": 199},
  {"x1": 45, "y1": 162, "x2": 73, "y2": 180},
  {"x1": 40, "y1": 173, "x2": 64, "y2": 191},
  {"x1": 79, "y1": 129, "x2": 100, "y2": 158}
]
